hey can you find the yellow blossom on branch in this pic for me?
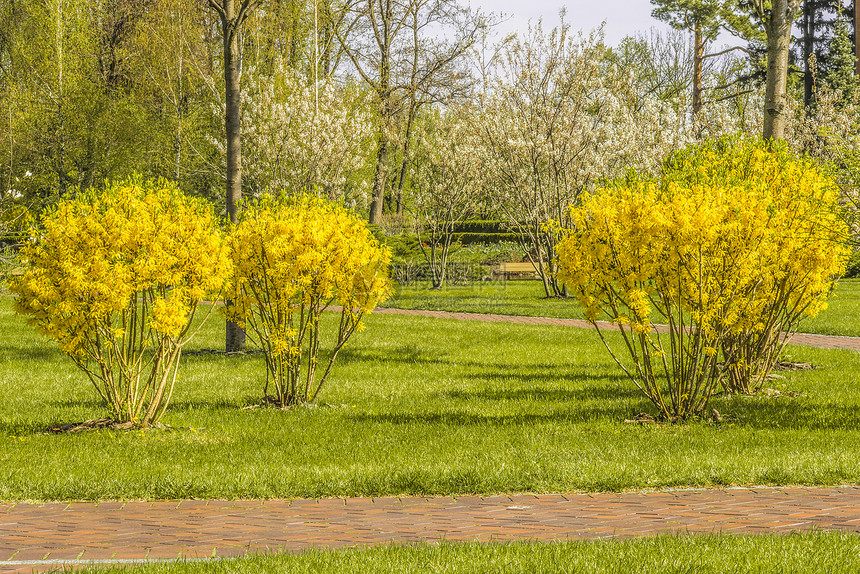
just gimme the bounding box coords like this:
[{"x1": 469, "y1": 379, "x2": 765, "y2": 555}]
[
  {"x1": 10, "y1": 178, "x2": 231, "y2": 427},
  {"x1": 227, "y1": 193, "x2": 392, "y2": 407},
  {"x1": 556, "y1": 138, "x2": 848, "y2": 419}
]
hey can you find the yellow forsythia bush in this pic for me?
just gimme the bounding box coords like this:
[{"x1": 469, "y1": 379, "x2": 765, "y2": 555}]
[
  {"x1": 11, "y1": 179, "x2": 231, "y2": 427},
  {"x1": 556, "y1": 139, "x2": 848, "y2": 420},
  {"x1": 227, "y1": 194, "x2": 392, "y2": 407}
]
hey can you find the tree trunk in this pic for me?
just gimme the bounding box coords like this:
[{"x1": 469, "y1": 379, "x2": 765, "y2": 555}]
[
  {"x1": 803, "y1": 0, "x2": 814, "y2": 106},
  {"x1": 55, "y1": 0, "x2": 67, "y2": 195},
  {"x1": 437, "y1": 240, "x2": 449, "y2": 288},
  {"x1": 173, "y1": 110, "x2": 182, "y2": 182},
  {"x1": 218, "y1": 0, "x2": 247, "y2": 351},
  {"x1": 395, "y1": 107, "x2": 415, "y2": 217},
  {"x1": 288, "y1": 0, "x2": 300, "y2": 67},
  {"x1": 321, "y1": 1, "x2": 332, "y2": 76},
  {"x1": 367, "y1": 1, "x2": 392, "y2": 225},
  {"x1": 855, "y1": 0, "x2": 859, "y2": 77},
  {"x1": 173, "y1": 46, "x2": 184, "y2": 182},
  {"x1": 692, "y1": 22, "x2": 703, "y2": 116},
  {"x1": 369, "y1": 132, "x2": 388, "y2": 224},
  {"x1": 763, "y1": 1, "x2": 794, "y2": 141}
]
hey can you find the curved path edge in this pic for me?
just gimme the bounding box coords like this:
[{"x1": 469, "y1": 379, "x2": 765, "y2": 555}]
[
  {"x1": 372, "y1": 307, "x2": 860, "y2": 351},
  {"x1": 2, "y1": 487, "x2": 859, "y2": 572}
]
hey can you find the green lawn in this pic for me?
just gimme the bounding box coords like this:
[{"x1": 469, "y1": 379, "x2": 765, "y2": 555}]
[
  {"x1": 385, "y1": 280, "x2": 587, "y2": 319},
  {"x1": 58, "y1": 533, "x2": 860, "y2": 574},
  {"x1": 2, "y1": 296, "x2": 860, "y2": 501},
  {"x1": 386, "y1": 279, "x2": 860, "y2": 337},
  {"x1": 800, "y1": 279, "x2": 860, "y2": 336}
]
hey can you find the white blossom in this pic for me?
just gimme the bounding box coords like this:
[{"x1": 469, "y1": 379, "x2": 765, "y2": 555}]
[
  {"x1": 472, "y1": 22, "x2": 691, "y2": 295},
  {"x1": 239, "y1": 61, "x2": 375, "y2": 204}
]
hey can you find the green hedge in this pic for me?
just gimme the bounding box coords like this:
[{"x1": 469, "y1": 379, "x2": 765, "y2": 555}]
[
  {"x1": 845, "y1": 248, "x2": 860, "y2": 278},
  {"x1": 453, "y1": 232, "x2": 520, "y2": 245},
  {"x1": 452, "y1": 220, "x2": 506, "y2": 234}
]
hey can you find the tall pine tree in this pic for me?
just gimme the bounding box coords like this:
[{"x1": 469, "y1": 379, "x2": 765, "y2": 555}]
[
  {"x1": 650, "y1": 0, "x2": 734, "y2": 115},
  {"x1": 797, "y1": 0, "x2": 853, "y2": 105},
  {"x1": 824, "y1": 7, "x2": 858, "y2": 102}
]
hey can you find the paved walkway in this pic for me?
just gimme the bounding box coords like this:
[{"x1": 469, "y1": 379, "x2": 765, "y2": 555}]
[
  {"x1": 372, "y1": 307, "x2": 860, "y2": 351},
  {"x1": 2, "y1": 487, "x2": 860, "y2": 572}
]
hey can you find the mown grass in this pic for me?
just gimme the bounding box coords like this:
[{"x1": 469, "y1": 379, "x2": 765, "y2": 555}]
[
  {"x1": 386, "y1": 279, "x2": 860, "y2": 337},
  {"x1": 800, "y1": 279, "x2": 860, "y2": 336},
  {"x1": 58, "y1": 533, "x2": 860, "y2": 574},
  {"x1": 386, "y1": 280, "x2": 586, "y2": 319},
  {"x1": 1, "y1": 296, "x2": 860, "y2": 501}
]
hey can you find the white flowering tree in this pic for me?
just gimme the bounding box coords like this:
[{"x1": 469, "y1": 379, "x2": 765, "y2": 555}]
[
  {"x1": 240, "y1": 62, "x2": 375, "y2": 203},
  {"x1": 475, "y1": 21, "x2": 691, "y2": 297},
  {"x1": 410, "y1": 107, "x2": 480, "y2": 288},
  {"x1": 693, "y1": 92, "x2": 762, "y2": 139},
  {"x1": 781, "y1": 85, "x2": 860, "y2": 238}
]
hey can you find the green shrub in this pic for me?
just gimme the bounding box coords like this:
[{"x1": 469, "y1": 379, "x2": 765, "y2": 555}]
[
  {"x1": 843, "y1": 248, "x2": 860, "y2": 278},
  {"x1": 453, "y1": 232, "x2": 521, "y2": 245}
]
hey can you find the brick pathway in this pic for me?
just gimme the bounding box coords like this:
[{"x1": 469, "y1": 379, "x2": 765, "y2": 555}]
[
  {"x1": 2, "y1": 488, "x2": 860, "y2": 572},
  {"x1": 372, "y1": 307, "x2": 860, "y2": 351}
]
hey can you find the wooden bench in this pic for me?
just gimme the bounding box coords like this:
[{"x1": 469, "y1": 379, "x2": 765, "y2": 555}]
[{"x1": 493, "y1": 261, "x2": 541, "y2": 280}]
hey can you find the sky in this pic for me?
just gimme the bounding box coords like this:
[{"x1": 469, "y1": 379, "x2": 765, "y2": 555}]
[{"x1": 468, "y1": 0, "x2": 675, "y2": 47}]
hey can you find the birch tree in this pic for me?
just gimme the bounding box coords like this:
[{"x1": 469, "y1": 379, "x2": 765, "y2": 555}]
[{"x1": 745, "y1": 0, "x2": 804, "y2": 140}]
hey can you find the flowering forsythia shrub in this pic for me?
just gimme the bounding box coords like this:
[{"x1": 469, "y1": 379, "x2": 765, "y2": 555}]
[
  {"x1": 664, "y1": 140, "x2": 850, "y2": 394},
  {"x1": 227, "y1": 194, "x2": 392, "y2": 407},
  {"x1": 11, "y1": 179, "x2": 231, "y2": 426},
  {"x1": 556, "y1": 139, "x2": 848, "y2": 419}
]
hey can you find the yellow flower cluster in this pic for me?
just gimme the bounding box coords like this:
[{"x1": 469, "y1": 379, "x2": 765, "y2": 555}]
[
  {"x1": 556, "y1": 138, "x2": 849, "y2": 417},
  {"x1": 227, "y1": 193, "x2": 392, "y2": 406},
  {"x1": 667, "y1": 140, "x2": 850, "y2": 393},
  {"x1": 10, "y1": 179, "x2": 231, "y2": 426}
]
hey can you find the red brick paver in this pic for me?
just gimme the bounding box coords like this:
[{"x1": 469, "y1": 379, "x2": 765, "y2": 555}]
[
  {"x1": 1, "y1": 488, "x2": 859, "y2": 572},
  {"x1": 371, "y1": 307, "x2": 860, "y2": 351}
]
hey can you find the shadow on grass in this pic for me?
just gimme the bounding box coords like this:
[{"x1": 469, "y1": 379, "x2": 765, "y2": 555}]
[
  {"x1": 46, "y1": 398, "x2": 104, "y2": 409},
  {"x1": 180, "y1": 350, "x2": 265, "y2": 363},
  {"x1": 0, "y1": 344, "x2": 65, "y2": 362},
  {"x1": 441, "y1": 381, "x2": 642, "y2": 403},
  {"x1": 160, "y1": 398, "x2": 249, "y2": 411},
  {"x1": 45, "y1": 396, "x2": 265, "y2": 415},
  {"x1": 2, "y1": 398, "x2": 250, "y2": 436},
  {"x1": 349, "y1": 399, "x2": 860, "y2": 430},
  {"x1": 337, "y1": 345, "x2": 451, "y2": 366},
  {"x1": 337, "y1": 346, "x2": 613, "y2": 376},
  {"x1": 461, "y1": 366, "x2": 628, "y2": 385},
  {"x1": 709, "y1": 396, "x2": 860, "y2": 431},
  {"x1": 346, "y1": 407, "x2": 633, "y2": 426}
]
